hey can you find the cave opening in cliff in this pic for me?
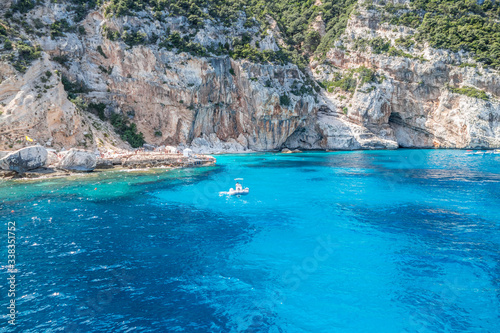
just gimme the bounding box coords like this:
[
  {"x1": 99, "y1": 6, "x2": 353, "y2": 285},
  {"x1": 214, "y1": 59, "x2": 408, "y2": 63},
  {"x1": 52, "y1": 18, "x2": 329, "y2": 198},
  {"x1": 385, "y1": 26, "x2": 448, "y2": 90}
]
[{"x1": 388, "y1": 112, "x2": 403, "y2": 126}]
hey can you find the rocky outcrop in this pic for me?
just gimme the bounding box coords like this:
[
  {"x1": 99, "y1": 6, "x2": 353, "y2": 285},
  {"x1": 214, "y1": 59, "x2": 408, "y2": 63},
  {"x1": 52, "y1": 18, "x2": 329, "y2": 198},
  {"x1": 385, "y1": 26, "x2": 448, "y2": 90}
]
[
  {"x1": 306, "y1": 2, "x2": 500, "y2": 149},
  {"x1": 0, "y1": 146, "x2": 48, "y2": 173},
  {"x1": 190, "y1": 133, "x2": 250, "y2": 154},
  {"x1": 57, "y1": 149, "x2": 96, "y2": 172},
  {"x1": 65, "y1": 34, "x2": 318, "y2": 151},
  {"x1": 0, "y1": 54, "x2": 126, "y2": 152},
  {"x1": 120, "y1": 152, "x2": 215, "y2": 168}
]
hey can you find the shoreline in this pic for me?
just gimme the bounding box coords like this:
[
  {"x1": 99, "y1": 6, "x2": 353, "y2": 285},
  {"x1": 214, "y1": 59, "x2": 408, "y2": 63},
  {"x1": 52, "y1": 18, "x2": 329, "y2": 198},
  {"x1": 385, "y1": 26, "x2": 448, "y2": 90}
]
[
  {"x1": 0, "y1": 162, "x2": 218, "y2": 182},
  {"x1": 0, "y1": 149, "x2": 217, "y2": 180},
  {"x1": 2, "y1": 147, "x2": 498, "y2": 181},
  {"x1": 207, "y1": 147, "x2": 500, "y2": 155}
]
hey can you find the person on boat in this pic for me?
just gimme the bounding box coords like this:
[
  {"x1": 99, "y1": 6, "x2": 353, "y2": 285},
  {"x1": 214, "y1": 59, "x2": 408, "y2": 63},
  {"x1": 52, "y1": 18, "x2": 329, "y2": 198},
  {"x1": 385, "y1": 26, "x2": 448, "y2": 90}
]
[{"x1": 235, "y1": 182, "x2": 242, "y2": 191}]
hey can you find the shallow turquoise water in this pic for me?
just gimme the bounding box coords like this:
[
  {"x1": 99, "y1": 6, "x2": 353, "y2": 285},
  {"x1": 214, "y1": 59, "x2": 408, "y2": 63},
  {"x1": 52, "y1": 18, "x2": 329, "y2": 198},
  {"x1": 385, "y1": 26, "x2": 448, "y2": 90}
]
[{"x1": 1, "y1": 150, "x2": 499, "y2": 332}]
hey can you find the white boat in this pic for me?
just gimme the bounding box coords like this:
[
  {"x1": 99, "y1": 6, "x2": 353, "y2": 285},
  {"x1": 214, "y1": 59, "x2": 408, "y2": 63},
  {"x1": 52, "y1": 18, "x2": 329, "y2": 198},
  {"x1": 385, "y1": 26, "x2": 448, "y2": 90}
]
[{"x1": 219, "y1": 178, "x2": 249, "y2": 196}]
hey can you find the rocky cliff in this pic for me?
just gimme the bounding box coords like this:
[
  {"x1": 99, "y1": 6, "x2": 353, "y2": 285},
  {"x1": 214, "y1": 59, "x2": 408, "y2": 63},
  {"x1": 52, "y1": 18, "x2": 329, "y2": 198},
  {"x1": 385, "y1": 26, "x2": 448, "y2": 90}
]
[
  {"x1": 309, "y1": 1, "x2": 500, "y2": 149},
  {"x1": 0, "y1": 0, "x2": 498, "y2": 152}
]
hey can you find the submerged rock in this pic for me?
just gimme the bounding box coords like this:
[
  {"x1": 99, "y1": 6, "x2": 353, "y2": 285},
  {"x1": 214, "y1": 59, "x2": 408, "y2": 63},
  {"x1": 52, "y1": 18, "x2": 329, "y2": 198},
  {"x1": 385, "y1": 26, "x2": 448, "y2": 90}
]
[
  {"x1": 58, "y1": 149, "x2": 96, "y2": 172},
  {"x1": 0, "y1": 146, "x2": 48, "y2": 173}
]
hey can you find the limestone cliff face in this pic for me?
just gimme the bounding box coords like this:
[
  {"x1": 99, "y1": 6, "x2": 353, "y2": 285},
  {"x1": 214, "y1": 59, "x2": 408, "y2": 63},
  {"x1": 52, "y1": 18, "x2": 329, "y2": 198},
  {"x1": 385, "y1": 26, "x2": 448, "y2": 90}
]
[
  {"x1": 0, "y1": 53, "x2": 125, "y2": 151},
  {"x1": 0, "y1": 56, "x2": 85, "y2": 149},
  {"x1": 98, "y1": 44, "x2": 316, "y2": 151},
  {"x1": 0, "y1": 1, "x2": 499, "y2": 152},
  {"x1": 305, "y1": 2, "x2": 500, "y2": 149},
  {"x1": 1, "y1": 8, "x2": 319, "y2": 152}
]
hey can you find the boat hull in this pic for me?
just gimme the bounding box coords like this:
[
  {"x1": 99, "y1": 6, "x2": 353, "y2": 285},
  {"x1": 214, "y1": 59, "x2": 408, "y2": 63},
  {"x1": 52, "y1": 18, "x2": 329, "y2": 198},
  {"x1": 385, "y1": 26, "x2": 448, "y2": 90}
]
[{"x1": 219, "y1": 189, "x2": 249, "y2": 196}]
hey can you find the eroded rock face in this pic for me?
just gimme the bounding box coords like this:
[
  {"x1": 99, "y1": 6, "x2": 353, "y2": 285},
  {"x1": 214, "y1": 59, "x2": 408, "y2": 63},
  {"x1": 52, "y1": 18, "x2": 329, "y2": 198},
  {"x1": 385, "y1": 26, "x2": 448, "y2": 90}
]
[
  {"x1": 58, "y1": 149, "x2": 96, "y2": 172},
  {"x1": 190, "y1": 133, "x2": 249, "y2": 154},
  {"x1": 0, "y1": 1, "x2": 499, "y2": 153},
  {"x1": 0, "y1": 146, "x2": 48, "y2": 173},
  {"x1": 67, "y1": 33, "x2": 318, "y2": 152},
  {"x1": 308, "y1": 3, "x2": 500, "y2": 149},
  {"x1": 0, "y1": 55, "x2": 126, "y2": 152}
]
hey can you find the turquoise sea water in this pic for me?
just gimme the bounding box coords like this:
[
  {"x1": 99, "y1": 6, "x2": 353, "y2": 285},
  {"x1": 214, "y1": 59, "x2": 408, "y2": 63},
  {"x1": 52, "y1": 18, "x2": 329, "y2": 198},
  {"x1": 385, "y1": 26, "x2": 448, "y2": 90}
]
[{"x1": 1, "y1": 150, "x2": 499, "y2": 332}]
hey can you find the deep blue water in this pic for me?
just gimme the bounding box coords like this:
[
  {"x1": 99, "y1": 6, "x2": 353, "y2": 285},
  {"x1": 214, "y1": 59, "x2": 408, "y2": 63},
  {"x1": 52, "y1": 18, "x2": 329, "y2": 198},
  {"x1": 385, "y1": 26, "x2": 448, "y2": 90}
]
[{"x1": 1, "y1": 150, "x2": 499, "y2": 332}]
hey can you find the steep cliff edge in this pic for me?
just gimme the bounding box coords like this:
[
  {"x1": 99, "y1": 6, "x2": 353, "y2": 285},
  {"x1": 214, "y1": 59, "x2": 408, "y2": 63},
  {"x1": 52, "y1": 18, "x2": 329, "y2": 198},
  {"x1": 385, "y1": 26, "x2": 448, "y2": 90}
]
[
  {"x1": 307, "y1": 1, "x2": 500, "y2": 149},
  {"x1": 0, "y1": 0, "x2": 499, "y2": 152}
]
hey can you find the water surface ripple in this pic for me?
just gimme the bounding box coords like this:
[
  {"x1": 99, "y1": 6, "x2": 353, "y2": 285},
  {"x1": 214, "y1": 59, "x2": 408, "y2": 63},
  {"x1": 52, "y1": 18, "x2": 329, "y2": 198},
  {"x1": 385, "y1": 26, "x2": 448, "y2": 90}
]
[{"x1": 0, "y1": 150, "x2": 499, "y2": 332}]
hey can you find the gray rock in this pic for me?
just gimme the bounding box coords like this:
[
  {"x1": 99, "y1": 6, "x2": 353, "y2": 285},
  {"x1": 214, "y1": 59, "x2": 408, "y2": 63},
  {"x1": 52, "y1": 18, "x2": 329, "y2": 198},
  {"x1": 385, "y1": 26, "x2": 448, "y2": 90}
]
[
  {"x1": 143, "y1": 144, "x2": 156, "y2": 151},
  {"x1": 58, "y1": 149, "x2": 96, "y2": 172},
  {"x1": 96, "y1": 158, "x2": 113, "y2": 169},
  {"x1": 0, "y1": 146, "x2": 48, "y2": 173}
]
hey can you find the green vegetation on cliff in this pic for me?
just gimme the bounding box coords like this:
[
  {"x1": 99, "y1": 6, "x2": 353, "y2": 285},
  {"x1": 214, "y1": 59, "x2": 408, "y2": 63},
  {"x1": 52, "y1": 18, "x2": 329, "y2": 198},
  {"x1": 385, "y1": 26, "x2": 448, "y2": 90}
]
[
  {"x1": 62, "y1": 75, "x2": 90, "y2": 99},
  {"x1": 60, "y1": 74, "x2": 145, "y2": 147},
  {"x1": 101, "y1": 0, "x2": 358, "y2": 67},
  {"x1": 4, "y1": 0, "x2": 500, "y2": 71},
  {"x1": 320, "y1": 66, "x2": 381, "y2": 93},
  {"x1": 9, "y1": 0, "x2": 35, "y2": 13},
  {"x1": 105, "y1": 0, "x2": 242, "y2": 26},
  {"x1": 247, "y1": 0, "x2": 358, "y2": 55},
  {"x1": 98, "y1": 0, "x2": 500, "y2": 69},
  {"x1": 353, "y1": 37, "x2": 426, "y2": 61},
  {"x1": 9, "y1": 41, "x2": 41, "y2": 73},
  {"x1": 50, "y1": 19, "x2": 75, "y2": 38},
  {"x1": 385, "y1": 0, "x2": 500, "y2": 68},
  {"x1": 446, "y1": 84, "x2": 489, "y2": 101},
  {"x1": 110, "y1": 113, "x2": 145, "y2": 148}
]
